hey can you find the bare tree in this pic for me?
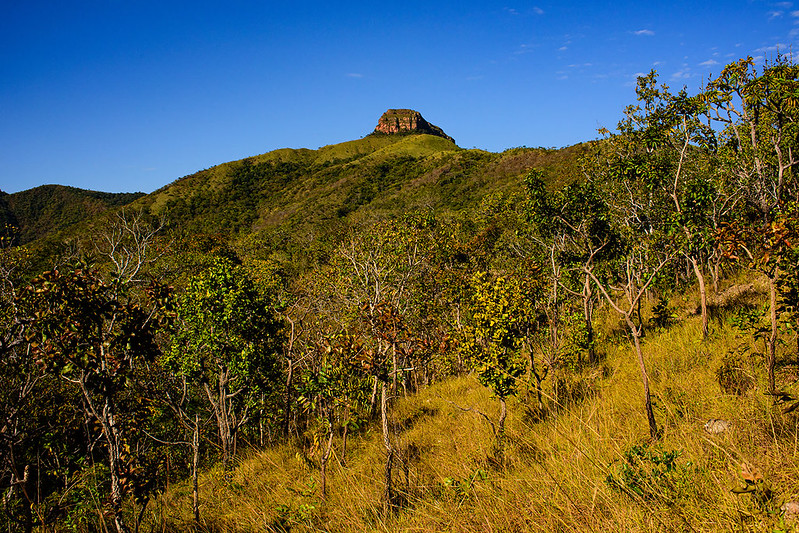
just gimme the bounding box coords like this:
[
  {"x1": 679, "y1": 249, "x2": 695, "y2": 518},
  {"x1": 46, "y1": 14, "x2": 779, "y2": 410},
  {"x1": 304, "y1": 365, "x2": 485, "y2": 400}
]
[{"x1": 93, "y1": 209, "x2": 167, "y2": 283}]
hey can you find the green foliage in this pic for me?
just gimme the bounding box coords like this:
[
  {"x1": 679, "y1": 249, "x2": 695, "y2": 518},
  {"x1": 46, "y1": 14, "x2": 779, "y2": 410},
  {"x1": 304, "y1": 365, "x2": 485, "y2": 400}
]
[
  {"x1": 167, "y1": 257, "x2": 281, "y2": 393},
  {"x1": 650, "y1": 295, "x2": 676, "y2": 329},
  {"x1": 59, "y1": 465, "x2": 111, "y2": 532},
  {"x1": 270, "y1": 476, "x2": 320, "y2": 532},
  {"x1": 296, "y1": 335, "x2": 372, "y2": 433},
  {"x1": 440, "y1": 468, "x2": 487, "y2": 501},
  {"x1": 606, "y1": 443, "x2": 692, "y2": 504},
  {"x1": 19, "y1": 264, "x2": 165, "y2": 388},
  {"x1": 337, "y1": 156, "x2": 426, "y2": 217},
  {"x1": 459, "y1": 271, "x2": 541, "y2": 399},
  {"x1": 165, "y1": 256, "x2": 283, "y2": 467},
  {"x1": 15, "y1": 263, "x2": 173, "y2": 529},
  {"x1": 4, "y1": 185, "x2": 144, "y2": 245},
  {"x1": 731, "y1": 305, "x2": 771, "y2": 350},
  {"x1": 557, "y1": 310, "x2": 593, "y2": 372}
]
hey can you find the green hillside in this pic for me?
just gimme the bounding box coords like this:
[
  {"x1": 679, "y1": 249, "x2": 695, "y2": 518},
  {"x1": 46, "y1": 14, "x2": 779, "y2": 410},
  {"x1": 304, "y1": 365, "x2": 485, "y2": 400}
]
[
  {"x1": 0, "y1": 185, "x2": 144, "y2": 245},
  {"x1": 4, "y1": 132, "x2": 586, "y2": 280},
  {"x1": 4, "y1": 134, "x2": 584, "y2": 254},
  {"x1": 138, "y1": 134, "x2": 584, "y2": 252}
]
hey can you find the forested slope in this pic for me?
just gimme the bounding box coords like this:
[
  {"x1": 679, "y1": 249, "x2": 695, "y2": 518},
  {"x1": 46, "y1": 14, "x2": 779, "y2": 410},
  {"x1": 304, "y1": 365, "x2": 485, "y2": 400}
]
[{"x1": 0, "y1": 185, "x2": 144, "y2": 244}]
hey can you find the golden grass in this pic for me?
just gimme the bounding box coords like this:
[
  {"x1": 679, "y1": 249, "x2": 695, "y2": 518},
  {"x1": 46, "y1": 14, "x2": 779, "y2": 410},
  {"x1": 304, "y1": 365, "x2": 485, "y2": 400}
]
[{"x1": 146, "y1": 300, "x2": 799, "y2": 532}]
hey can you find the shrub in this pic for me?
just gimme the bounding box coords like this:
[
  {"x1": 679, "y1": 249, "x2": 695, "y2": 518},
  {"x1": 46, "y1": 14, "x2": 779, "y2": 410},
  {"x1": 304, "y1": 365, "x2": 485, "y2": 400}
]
[
  {"x1": 605, "y1": 443, "x2": 692, "y2": 504},
  {"x1": 716, "y1": 348, "x2": 755, "y2": 395},
  {"x1": 650, "y1": 295, "x2": 676, "y2": 329}
]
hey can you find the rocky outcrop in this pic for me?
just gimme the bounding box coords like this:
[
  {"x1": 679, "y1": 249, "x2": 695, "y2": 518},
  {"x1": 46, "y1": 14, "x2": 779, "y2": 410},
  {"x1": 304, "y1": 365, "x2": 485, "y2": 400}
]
[{"x1": 372, "y1": 109, "x2": 455, "y2": 143}]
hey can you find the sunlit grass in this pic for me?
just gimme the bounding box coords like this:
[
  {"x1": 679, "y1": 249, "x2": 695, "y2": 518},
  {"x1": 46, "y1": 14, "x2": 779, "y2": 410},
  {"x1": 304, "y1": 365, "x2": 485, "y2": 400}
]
[{"x1": 147, "y1": 287, "x2": 799, "y2": 532}]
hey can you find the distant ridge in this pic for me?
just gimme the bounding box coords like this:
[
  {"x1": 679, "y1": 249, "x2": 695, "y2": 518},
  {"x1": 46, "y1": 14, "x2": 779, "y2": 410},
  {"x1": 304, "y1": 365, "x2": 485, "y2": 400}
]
[
  {"x1": 0, "y1": 185, "x2": 144, "y2": 245},
  {"x1": 7, "y1": 113, "x2": 588, "y2": 251},
  {"x1": 371, "y1": 109, "x2": 455, "y2": 144}
]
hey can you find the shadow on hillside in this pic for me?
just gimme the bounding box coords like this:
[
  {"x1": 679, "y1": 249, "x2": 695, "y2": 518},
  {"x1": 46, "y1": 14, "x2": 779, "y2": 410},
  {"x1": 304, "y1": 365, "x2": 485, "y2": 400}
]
[{"x1": 704, "y1": 283, "x2": 761, "y2": 322}]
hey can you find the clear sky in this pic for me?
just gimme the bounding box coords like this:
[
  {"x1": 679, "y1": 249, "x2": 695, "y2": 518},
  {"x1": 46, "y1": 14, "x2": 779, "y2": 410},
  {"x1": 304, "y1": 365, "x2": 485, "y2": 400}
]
[{"x1": 2, "y1": 1, "x2": 798, "y2": 194}]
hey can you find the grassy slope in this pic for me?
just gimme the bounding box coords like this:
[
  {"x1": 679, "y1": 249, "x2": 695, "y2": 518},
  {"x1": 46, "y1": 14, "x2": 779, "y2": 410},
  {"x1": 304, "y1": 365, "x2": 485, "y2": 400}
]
[
  {"x1": 138, "y1": 136, "x2": 586, "y2": 239},
  {"x1": 8, "y1": 136, "x2": 586, "y2": 268},
  {"x1": 148, "y1": 276, "x2": 799, "y2": 532}
]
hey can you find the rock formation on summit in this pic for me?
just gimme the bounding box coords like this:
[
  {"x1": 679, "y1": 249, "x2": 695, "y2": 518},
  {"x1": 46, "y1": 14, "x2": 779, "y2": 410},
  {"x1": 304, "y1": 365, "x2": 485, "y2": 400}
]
[{"x1": 372, "y1": 109, "x2": 455, "y2": 144}]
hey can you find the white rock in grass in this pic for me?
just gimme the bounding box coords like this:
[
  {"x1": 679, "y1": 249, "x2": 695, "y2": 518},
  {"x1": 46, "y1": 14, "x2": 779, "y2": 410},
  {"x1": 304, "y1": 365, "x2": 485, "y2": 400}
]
[
  {"x1": 782, "y1": 501, "x2": 799, "y2": 522},
  {"x1": 703, "y1": 419, "x2": 730, "y2": 435}
]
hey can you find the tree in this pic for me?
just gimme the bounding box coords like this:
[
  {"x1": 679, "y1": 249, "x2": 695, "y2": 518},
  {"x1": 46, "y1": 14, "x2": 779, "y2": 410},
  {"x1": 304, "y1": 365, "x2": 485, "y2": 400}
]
[
  {"x1": 326, "y1": 218, "x2": 431, "y2": 512},
  {"x1": 166, "y1": 257, "x2": 282, "y2": 469},
  {"x1": 0, "y1": 225, "x2": 30, "y2": 355},
  {"x1": 619, "y1": 72, "x2": 723, "y2": 339},
  {"x1": 704, "y1": 56, "x2": 799, "y2": 219},
  {"x1": 717, "y1": 210, "x2": 799, "y2": 390},
  {"x1": 296, "y1": 333, "x2": 371, "y2": 499},
  {"x1": 580, "y1": 129, "x2": 677, "y2": 440},
  {"x1": 18, "y1": 265, "x2": 170, "y2": 533},
  {"x1": 458, "y1": 271, "x2": 541, "y2": 439},
  {"x1": 92, "y1": 209, "x2": 167, "y2": 284},
  {"x1": 522, "y1": 172, "x2": 604, "y2": 366},
  {"x1": 704, "y1": 56, "x2": 799, "y2": 391}
]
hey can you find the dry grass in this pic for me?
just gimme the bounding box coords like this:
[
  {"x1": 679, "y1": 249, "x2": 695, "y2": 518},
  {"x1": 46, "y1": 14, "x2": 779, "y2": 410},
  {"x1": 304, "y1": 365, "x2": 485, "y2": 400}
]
[{"x1": 146, "y1": 297, "x2": 799, "y2": 532}]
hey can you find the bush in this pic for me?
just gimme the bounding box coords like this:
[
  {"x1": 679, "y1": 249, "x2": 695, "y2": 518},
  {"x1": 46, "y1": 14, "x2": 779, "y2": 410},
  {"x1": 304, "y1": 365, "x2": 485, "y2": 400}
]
[
  {"x1": 606, "y1": 443, "x2": 692, "y2": 504},
  {"x1": 716, "y1": 347, "x2": 755, "y2": 395},
  {"x1": 650, "y1": 295, "x2": 676, "y2": 329}
]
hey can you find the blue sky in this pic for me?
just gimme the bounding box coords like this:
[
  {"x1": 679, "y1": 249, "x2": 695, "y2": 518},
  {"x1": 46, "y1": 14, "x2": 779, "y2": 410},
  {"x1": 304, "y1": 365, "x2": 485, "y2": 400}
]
[{"x1": 2, "y1": 1, "x2": 798, "y2": 194}]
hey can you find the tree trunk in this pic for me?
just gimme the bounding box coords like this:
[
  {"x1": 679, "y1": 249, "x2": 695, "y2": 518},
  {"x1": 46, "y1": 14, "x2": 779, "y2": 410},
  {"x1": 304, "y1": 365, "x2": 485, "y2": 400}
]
[
  {"x1": 79, "y1": 372, "x2": 130, "y2": 533},
  {"x1": 19, "y1": 466, "x2": 32, "y2": 533},
  {"x1": 133, "y1": 499, "x2": 149, "y2": 533},
  {"x1": 528, "y1": 351, "x2": 544, "y2": 414},
  {"x1": 103, "y1": 396, "x2": 130, "y2": 533},
  {"x1": 497, "y1": 397, "x2": 507, "y2": 437},
  {"x1": 192, "y1": 415, "x2": 200, "y2": 524},
  {"x1": 768, "y1": 276, "x2": 778, "y2": 393},
  {"x1": 391, "y1": 343, "x2": 398, "y2": 396},
  {"x1": 321, "y1": 420, "x2": 334, "y2": 500},
  {"x1": 625, "y1": 316, "x2": 659, "y2": 440},
  {"x1": 341, "y1": 416, "x2": 349, "y2": 465},
  {"x1": 710, "y1": 256, "x2": 719, "y2": 294},
  {"x1": 381, "y1": 382, "x2": 394, "y2": 513},
  {"x1": 369, "y1": 376, "x2": 379, "y2": 419},
  {"x1": 204, "y1": 378, "x2": 232, "y2": 470},
  {"x1": 282, "y1": 357, "x2": 293, "y2": 437},
  {"x1": 548, "y1": 269, "x2": 560, "y2": 358},
  {"x1": 690, "y1": 256, "x2": 709, "y2": 339},
  {"x1": 583, "y1": 274, "x2": 595, "y2": 364}
]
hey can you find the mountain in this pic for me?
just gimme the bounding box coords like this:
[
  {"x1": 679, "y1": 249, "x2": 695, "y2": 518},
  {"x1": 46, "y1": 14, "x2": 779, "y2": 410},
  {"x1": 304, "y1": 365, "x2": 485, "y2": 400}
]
[
  {"x1": 0, "y1": 185, "x2": 145, "y2": 245},
  {"x1": 137, "y1": 130, "x2": 585, "y2": 239},
  {"x1": 7, "y1": 111, "x2": 587, "y2": 265}
]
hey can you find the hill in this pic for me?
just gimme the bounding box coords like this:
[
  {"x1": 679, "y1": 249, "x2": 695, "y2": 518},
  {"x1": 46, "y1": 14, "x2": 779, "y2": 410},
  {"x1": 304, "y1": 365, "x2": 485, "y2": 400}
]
[
  {"x1": 134, "y1": 134, "x2": 585, "y2": 254},
  {"x1": 7, "y1": 122, "x2": 585, "y2": 260},
  {"x1": 0, "y1": 185, "x2": 144, "y2": 245}
]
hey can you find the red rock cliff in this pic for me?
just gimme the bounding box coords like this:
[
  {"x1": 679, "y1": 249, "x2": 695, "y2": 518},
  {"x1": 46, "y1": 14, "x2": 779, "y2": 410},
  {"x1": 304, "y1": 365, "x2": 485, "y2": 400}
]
[{"x1": 372, "y1": 109, "x2": 455, "y2": 144}]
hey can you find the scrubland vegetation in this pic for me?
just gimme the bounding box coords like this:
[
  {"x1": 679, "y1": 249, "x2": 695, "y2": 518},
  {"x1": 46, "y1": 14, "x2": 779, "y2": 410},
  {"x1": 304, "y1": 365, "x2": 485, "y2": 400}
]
[{"x1": 2, "y1": 56, "x2": 799, "y2": 532}]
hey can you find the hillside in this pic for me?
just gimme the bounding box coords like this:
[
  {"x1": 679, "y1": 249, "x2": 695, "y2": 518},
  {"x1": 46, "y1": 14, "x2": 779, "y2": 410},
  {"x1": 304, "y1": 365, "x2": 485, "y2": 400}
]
[
  {"x1": 138, "y1": 135, "x2": 585, "y2": 237},
  {"x1": 149, "y1": 286, "x2": 799, "y2": 532},
  {"x1": 0, "y1": 185, "x2": 144, "y2": 245},
  {"x1": 4, "y1": 85, "x2": 799, "y2": 533},
  {"x1": 6, "y1": 133, "x2": 585, "y2": 261}
]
